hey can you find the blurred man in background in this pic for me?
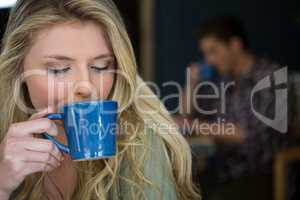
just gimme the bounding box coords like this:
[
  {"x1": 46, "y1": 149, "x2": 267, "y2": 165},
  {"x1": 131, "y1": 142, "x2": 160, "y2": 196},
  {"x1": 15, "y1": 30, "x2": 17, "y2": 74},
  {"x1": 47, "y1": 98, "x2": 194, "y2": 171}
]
[{"x1": 177, "y1": 15, "x2": 298, "y2": 200}]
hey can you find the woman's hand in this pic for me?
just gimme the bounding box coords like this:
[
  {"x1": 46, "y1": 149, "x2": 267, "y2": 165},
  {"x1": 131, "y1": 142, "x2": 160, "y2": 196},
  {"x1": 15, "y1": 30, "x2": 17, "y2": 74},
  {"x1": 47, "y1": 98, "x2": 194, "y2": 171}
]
[{"x1": 0, "y1": 108, "x2": 64, "y2": 199}]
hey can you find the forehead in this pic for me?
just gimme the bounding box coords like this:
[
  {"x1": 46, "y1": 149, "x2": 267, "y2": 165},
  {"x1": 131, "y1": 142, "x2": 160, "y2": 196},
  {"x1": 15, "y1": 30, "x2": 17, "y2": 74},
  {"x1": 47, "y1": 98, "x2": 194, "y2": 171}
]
[
  {"x1": 200, "y1": 36, "x2": 229, "y2": 49},
  {"x1": 27, "y1": 21, "x2": 111, "y2": 58}
]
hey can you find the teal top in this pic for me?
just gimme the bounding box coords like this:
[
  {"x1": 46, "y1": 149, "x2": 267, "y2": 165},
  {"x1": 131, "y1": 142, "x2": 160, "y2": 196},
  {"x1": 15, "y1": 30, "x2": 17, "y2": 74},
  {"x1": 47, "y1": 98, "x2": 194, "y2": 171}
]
[
  {"x1": 111, "y1": 128, "x2": 179, "y2": 200},
  {"x1": 9, "y1": 128, "x2": 179, "y2": 200}
]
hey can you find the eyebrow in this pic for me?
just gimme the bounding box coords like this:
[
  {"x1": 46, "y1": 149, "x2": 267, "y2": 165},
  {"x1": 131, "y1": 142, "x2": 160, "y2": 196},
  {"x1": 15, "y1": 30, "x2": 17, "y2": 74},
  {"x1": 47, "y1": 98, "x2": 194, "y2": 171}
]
[{"x1": 43, "y1": 54, "x2": 114, "y2": 62}]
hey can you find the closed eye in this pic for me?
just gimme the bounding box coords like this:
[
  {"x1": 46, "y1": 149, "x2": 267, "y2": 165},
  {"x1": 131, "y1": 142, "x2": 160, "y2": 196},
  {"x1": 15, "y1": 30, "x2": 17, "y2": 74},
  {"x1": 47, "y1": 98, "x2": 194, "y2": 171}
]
[
  {"x1": 47, "y1": 67, "x2": 71, "y2": 74},
  {"x1": 90, "y1": 65, "x2": 109, "y2": 72}
]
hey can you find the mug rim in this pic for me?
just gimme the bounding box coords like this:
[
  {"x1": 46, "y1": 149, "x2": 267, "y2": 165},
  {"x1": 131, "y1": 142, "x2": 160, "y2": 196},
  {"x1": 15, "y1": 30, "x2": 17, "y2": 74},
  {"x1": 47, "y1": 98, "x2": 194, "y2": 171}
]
[{"x1": 62, "y1": 100, "x2": 118, "y2": 109}]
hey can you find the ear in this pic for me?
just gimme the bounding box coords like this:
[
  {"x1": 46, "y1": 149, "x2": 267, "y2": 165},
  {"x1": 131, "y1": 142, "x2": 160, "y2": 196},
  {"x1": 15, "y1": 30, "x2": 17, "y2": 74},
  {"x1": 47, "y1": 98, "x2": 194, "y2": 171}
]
[{"x1": 229, "y1": 37, "x2": 243, "y2": 51}]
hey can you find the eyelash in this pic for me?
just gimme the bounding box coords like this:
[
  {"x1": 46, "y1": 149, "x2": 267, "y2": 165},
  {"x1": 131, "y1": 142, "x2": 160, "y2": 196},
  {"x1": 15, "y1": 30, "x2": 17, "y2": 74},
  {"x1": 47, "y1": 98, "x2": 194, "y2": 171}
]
[
  {"x1": 47, "y1": 65, "x2": 110, "y2": 75},
  {"x1": 47, "y1": 67, "x2": 70, "y2": 74},
  {"x1": 90, "y1": 65, "x2": 110, "y2": 72}
]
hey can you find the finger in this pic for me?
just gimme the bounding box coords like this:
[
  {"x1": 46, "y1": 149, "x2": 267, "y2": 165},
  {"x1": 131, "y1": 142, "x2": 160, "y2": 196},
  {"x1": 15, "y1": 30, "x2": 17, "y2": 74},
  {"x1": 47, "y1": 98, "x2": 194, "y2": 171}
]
[
  {"x1": 29, "y1": 106, "x2": 63, "y2": 138},
  {"x1": 20, "y1": 138, "x2": 64, "y2": 161},
  {"x1": 191, "y1": 65, "x2": 200, "y2": 72},
  {"x1": 29, "y1": 106, "x2": 56, "y2": 121},
  {"x1": 22, "y1": 151, "x2": 62, "y2": 168},
  {"x1": 8, "y1": 118, "x2": 59, "y2": 137}
]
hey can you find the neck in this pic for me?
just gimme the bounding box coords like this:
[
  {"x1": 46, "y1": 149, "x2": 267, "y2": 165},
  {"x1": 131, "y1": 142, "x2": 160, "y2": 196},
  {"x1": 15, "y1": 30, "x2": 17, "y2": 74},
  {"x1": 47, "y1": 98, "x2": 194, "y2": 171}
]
[{"x1": 233, "y1": 51, "x2": 255, "y2": 78}]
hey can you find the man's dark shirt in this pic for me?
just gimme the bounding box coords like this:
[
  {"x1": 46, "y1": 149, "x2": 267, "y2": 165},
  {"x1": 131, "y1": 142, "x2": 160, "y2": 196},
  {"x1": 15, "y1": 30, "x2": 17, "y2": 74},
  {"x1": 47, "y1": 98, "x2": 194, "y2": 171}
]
[{"x1": 193, "y1": 58, "x2": 297, "y2": 182}]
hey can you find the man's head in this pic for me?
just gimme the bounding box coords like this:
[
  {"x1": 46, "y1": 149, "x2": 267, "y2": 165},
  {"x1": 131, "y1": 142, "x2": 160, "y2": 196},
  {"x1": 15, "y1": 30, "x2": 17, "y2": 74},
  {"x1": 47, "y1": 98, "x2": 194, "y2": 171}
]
[{"x1": 198, "y1": 16, "x2": 249, "y2": 75}]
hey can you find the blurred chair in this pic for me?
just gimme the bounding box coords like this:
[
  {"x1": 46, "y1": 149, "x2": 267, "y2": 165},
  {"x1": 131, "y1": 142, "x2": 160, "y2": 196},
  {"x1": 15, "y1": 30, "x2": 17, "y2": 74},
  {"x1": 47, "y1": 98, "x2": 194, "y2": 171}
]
[{"x1": 274, "y1": 146, "x2": 300, "y2": 200}]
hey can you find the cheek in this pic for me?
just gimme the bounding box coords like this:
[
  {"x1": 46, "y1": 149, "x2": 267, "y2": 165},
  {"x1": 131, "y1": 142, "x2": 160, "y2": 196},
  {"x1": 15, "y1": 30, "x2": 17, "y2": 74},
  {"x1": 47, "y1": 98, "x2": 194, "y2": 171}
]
[
  {"x1": 218, "y1": 49, "x2": 231, "y2": 64},
  {"x1": 92, "y1": 73, "x2": 115, "y2": 99},
  {"x1": 26, "y1": 76, "x2": 67, "y2": 109},
  {"x1": 223, "y1": 52, "x2": 235, "y2": 66},
  {"x1": 26, "y1": 76, "x2": 50, "y2": 109}
]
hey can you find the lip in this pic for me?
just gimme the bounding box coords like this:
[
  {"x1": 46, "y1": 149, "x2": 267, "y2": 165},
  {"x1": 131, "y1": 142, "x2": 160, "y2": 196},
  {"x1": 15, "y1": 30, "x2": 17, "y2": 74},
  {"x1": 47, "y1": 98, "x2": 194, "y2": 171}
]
[{"x1": 65, "y1": 100, "x2": 114, "y2": 106}]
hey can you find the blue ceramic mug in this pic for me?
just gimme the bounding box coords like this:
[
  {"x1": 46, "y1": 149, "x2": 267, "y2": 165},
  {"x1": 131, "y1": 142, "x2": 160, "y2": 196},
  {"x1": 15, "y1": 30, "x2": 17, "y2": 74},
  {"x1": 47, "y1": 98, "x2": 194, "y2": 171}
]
[{"x1": 43, "y1": 100, "x2": 118, "y2": 161}]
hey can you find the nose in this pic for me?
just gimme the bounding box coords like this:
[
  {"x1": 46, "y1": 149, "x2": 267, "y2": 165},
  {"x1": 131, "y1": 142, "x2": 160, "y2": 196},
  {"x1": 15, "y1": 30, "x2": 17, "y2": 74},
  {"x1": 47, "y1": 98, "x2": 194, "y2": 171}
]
[
  {"x1": 72, "y1": 70, "x2": 94, "y2": 102},
  {"x1": 74, "y1": 82, "x2": 93, "y2": 100}
]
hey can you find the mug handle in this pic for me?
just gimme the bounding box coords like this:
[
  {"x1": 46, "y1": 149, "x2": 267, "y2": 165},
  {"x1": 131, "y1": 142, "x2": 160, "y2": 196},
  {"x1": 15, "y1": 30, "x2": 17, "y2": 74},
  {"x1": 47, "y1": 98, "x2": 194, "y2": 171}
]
[{"x1": 43, "y1": 113, "x2": 70, "y2": 154}]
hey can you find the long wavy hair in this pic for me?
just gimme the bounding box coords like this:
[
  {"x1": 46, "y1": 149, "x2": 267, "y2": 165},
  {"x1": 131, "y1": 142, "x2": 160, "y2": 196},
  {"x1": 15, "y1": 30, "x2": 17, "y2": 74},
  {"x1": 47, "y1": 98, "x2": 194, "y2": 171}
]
[{"x1": 0, "y1": 0, "x2": 200, "y2": 199}]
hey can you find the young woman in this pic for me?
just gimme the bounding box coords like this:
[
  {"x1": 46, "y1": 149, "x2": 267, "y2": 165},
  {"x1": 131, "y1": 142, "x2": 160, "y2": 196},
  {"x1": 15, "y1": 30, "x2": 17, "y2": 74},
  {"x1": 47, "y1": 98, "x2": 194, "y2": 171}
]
[{"x1": 0, "y1": 0, "x2": 200, "y2": 199}]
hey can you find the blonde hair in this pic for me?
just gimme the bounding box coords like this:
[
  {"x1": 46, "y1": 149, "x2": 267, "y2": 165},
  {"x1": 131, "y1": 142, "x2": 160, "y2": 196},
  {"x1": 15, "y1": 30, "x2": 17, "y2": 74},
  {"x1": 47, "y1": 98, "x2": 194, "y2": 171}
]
[{"x1": 0, "y1": 0, "x2": 200, "y2": 199}]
